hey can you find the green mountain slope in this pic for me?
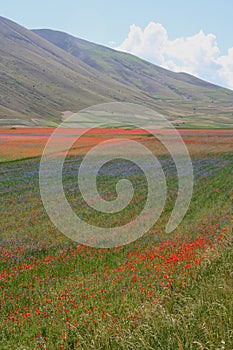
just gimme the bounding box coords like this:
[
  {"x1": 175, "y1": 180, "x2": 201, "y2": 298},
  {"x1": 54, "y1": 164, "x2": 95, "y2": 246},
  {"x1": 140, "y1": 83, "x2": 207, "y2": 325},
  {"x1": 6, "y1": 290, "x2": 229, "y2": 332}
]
[
  {"x1": 0, "y1": 16, "x2": 154, "y2": 126},
  {"x1": 0, "y1": 16, "x2": 233, "y2": 127},
  {"x1": 32, "y1": 29, "x2": 233, "y2": 127}
]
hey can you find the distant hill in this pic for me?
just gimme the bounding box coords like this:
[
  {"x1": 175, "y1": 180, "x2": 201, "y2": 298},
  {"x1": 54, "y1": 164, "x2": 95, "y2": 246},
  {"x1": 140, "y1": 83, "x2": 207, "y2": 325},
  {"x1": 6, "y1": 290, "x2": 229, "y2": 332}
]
[{"x1": 0, "y1": 16, "x2": 233, "y2": 127}]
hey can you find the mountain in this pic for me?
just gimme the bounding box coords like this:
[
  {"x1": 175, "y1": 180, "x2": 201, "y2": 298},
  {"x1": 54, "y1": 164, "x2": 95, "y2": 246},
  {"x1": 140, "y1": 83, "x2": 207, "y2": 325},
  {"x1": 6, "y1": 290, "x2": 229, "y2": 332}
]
[
  {"x1": 0, "y1": 16, "x2": 144, "y2": 126},
  {"x1": 0, "y1": 16, "x2": 233, "y2": 127}
]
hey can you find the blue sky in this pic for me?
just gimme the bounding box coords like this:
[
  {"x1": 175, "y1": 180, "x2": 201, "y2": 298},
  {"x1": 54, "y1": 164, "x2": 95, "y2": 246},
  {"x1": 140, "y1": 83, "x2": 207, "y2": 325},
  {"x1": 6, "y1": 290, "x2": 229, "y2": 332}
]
[{"x1": 1, "y1": 0, "x2": 233, "y2": 88}]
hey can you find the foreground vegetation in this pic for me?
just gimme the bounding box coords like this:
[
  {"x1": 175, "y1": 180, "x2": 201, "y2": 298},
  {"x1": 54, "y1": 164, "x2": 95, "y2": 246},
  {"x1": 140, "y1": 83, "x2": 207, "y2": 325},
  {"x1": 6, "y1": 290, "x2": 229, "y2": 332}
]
[{"x1": 0, "y1": 132, "x2": 232, "y2": 349}]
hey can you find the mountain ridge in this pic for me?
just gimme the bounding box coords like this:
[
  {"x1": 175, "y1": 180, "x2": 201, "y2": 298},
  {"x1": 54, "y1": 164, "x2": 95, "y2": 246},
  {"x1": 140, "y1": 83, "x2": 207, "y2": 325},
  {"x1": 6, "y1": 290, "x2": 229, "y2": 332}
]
[{"x1": 0, "y1": 16, "x2": 233, "y2": 127}]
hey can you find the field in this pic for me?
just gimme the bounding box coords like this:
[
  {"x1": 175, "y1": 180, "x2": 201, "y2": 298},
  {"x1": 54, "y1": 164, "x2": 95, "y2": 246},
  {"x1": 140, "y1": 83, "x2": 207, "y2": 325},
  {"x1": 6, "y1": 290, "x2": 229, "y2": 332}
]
[{"x1": 0, "y1": 128, "x2": 233, "y2": 349}]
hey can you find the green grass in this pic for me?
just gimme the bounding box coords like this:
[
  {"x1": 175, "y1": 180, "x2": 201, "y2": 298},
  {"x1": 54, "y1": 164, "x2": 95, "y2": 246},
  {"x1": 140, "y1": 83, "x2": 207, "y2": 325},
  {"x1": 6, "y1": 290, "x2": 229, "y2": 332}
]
[
  {"x1": 79, "y1": 238, "x2": 232, "y2": 350},
  {"x1": 0, "y1": 147, "x2": 232, "y2": 349}
]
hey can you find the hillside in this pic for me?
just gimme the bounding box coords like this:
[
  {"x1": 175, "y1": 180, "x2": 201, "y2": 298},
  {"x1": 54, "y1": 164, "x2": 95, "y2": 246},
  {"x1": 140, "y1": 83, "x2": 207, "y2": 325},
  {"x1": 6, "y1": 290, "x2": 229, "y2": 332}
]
[
  {"x1": 0, "y1": 16, "x2": 233, "y2": 127},
  {"x1": 33, "y1": 29, "x2": 233, "y2": 128},
  {"x1": 0, "y1": 16, "x2": 151, "y2": 126}
]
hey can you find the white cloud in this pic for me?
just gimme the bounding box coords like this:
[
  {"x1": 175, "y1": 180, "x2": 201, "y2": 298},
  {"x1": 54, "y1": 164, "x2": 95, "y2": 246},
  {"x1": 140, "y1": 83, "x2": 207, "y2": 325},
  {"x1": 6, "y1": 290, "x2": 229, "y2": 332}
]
[
  {"x1": 217, "y1": 48, "x2": 233, "y2": 89},
  {"x1": 115, "y1": 22, "x2": 233, "y2": 89},
  {"x1": 117, "y1": 23, "x2": 167, "y2": 65}
]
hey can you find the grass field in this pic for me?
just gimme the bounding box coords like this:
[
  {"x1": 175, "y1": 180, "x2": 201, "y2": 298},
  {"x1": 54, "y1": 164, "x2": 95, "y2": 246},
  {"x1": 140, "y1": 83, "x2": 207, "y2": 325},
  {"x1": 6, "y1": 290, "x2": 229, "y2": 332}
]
[{"x1": 0, "y1": 129, "x2": 232, "y2": 349}]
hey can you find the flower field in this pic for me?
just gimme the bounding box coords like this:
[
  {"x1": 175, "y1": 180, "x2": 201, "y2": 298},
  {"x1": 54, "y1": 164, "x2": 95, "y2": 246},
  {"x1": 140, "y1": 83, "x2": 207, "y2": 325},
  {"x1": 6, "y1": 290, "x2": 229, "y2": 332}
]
[{"x1": 0, "y1": 129, "x2": 232, "y2": 349}]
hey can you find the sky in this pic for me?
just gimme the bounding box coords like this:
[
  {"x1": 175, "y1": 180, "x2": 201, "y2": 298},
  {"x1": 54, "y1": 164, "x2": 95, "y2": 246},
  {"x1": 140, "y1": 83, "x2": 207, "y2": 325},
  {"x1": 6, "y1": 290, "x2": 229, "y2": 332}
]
[{"x1": 1, "y1": 0, "x2": 233, "y2": 89}]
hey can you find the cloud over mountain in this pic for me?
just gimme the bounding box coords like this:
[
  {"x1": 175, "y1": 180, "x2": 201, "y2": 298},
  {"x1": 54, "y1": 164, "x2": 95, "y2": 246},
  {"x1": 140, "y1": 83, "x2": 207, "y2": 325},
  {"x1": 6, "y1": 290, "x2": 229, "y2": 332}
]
[{"x1": 116, "y1": 22, "x2": 233, "y2": 89}]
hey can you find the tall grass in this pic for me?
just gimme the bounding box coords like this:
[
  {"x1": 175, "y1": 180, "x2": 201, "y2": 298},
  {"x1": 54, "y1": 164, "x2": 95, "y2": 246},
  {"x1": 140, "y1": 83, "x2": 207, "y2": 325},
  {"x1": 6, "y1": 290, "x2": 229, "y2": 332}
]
[{"x1": 0, "y1": 150, "x2": 232, "y2": 349}]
